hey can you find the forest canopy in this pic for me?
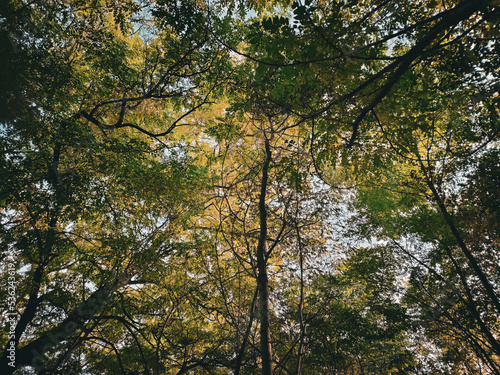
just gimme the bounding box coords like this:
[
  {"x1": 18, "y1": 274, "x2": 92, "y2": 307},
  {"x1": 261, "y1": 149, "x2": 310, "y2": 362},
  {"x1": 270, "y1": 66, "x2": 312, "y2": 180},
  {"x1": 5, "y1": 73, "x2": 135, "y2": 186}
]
[{"x1": 0, "y1": 0, "x2": 499, "y2": 374}]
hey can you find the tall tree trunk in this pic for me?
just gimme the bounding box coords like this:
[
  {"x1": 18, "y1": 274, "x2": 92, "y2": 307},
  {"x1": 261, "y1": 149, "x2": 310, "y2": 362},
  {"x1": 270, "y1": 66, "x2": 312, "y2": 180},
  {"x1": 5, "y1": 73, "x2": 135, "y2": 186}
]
[
  {"x1": 295, "y1": 224, "x2": 305, "y2": 375},
  {"x1": 257, "y1": 136, "x2": 273, "y2": 375},
  {"x1": 0, "y1": 275, "x2": 131, "y2": 374},
  {"x1": 417, "y1": 155, "x2": 500, "y2": 317},
  {"x1": 0, "y1": 142, "x2": 64, "y2": 373}
]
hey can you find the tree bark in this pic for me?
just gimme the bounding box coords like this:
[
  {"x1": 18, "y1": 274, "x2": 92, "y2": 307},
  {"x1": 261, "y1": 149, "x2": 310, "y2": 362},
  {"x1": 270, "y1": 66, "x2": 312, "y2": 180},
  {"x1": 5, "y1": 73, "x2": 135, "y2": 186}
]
[
  {"x1": 0, "y1": 276, "x2": 131, "y2": 374},
  {"x1": 257, "y1": 136, "x2": 273, "y2": 375}
]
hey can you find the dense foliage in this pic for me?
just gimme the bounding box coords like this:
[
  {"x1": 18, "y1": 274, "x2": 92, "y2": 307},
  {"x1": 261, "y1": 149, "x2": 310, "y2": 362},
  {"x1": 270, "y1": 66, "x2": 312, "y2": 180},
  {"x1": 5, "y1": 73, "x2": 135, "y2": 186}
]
[{"x1": 1, "y1": 0, "x2": 499, "y2": 374}]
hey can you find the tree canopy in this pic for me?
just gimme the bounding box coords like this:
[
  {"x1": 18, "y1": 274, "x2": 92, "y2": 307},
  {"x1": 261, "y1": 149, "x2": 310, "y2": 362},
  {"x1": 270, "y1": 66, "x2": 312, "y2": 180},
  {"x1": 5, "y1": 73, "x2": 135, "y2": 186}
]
[{"x1": 1, "y1": 0, "x2": 499, "y2": 374}]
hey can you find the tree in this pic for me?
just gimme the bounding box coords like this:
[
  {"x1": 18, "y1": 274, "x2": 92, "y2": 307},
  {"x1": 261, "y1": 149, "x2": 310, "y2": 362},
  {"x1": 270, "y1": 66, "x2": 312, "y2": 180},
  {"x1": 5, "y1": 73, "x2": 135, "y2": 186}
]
[
  {"x1": 1, "y1": 0, "x2": 499, "y2": 373},
  {"x1": 346, "y1": 57, "x2": 500, "y2": 372},
  {"x1": 223, "y1": 0, "x2": 499, "y2": 147},
  {"x1": 0, "y1": 0, "x2": 225, "y2": 372},
  {"x1": 192, "y1": 65, "x2": 327, "y2": 370},
  {"x1": 296, "y1": 244, "x2": 419, "y2": 375}
]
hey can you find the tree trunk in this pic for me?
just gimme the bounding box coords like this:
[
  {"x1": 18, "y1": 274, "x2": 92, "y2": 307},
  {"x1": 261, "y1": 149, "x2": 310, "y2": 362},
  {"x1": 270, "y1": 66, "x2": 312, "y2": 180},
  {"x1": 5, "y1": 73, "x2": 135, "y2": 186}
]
[
  {"x1": 257, "y1": 136, "x2": 273, "y2": 375},
  {"x1": 417, "y1": 156, "x2": 500, "y2": 317},
  {"x1": 0, "y1": 276, "x2": 131, "y2": 374}
]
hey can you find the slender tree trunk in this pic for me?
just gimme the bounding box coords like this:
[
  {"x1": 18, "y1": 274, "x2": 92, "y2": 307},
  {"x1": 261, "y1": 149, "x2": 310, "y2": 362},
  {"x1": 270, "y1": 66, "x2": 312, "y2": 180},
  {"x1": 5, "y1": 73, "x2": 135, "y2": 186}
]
[
  {"x1": 442, "y1": 244, "x2": 500, "y2": 356},
  {"x1": 295, "y1": 224, "x2": 305, "y2": 375},
  {"x1": 0, "y1": 143, "x2": 64, "y2": 374},
  {"x1": 257, "y1": 137, "x2": 273, "y2": 375},
  {"x1": 417, "y1": 156, "x2": 500, "y2": 316},
  {"x1": 234, "y1": 288, "x2": 259, "y2": 375}
]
